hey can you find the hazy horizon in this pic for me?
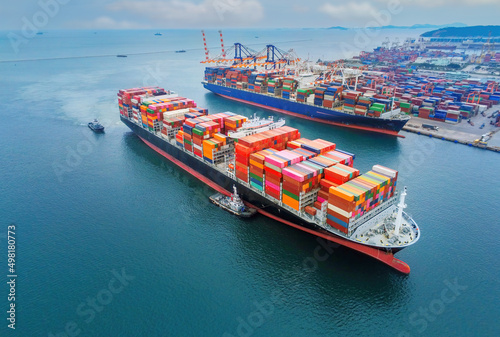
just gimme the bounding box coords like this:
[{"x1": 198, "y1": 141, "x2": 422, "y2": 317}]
[{"x1": 1, "y1": 0, "x2": 499, "y2": 31}]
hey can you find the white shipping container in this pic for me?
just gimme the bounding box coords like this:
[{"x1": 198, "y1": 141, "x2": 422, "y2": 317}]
[
  {"x1": 163, "y1": 108, "x2": 191, "y2": 120},
  {"x1": 372, "y1": 165, "x2": 398, "y2": 178},
  {"x1": 327, "y1": 203, "x2": 352, "y2": 218}
]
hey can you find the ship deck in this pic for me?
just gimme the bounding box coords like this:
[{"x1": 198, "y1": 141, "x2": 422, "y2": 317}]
[
  {"x1": 138, "y1": 118, "x2": 419, "y2": 250},
  {"x1": 121, "y1": 115, "x2": 416, "y2": 274}
]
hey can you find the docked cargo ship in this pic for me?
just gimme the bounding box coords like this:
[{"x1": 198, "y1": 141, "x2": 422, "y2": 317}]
[
  {"x1": 119, "y1": 87, "x2": 420, "y2": 274},
  {"x1": 201, "y1": 46, "x2": 410, "y2": 136},
  {"x1": 202, "y1": 78, "x2": 409, "y2": 136}
]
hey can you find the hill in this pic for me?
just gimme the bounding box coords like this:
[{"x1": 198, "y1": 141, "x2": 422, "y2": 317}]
[
  {"x1": 327, "y1": 23, "x2": 466, "y2": 30},
  {"x1": 421, "y1": 25, "x2": 500, "y2": 37}
]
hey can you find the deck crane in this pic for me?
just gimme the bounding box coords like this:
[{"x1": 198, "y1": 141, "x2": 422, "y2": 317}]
[{"x1": 305, "y1": 61, "x2": 363, "y2": 90}]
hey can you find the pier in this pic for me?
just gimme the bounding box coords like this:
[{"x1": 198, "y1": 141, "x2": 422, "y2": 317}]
[{"x1": 402, "y1": 109, "x2": 500, "y2": 152}]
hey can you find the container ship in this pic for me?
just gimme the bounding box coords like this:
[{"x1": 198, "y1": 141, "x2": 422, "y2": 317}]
[
  {"x1": 200, "y1": 43, "x2": 410, "y2": 136},
  {"x1": 202, "y1": 69, "x2": 410, "y2": 137},
  {"x1": 119, "y1": 86, "x2": 420, "y2": 274}
]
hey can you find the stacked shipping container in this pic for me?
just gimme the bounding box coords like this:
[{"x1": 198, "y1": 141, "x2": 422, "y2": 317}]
[{"x1": 327, "y1": 165, "x2": 398, "y2": 234}]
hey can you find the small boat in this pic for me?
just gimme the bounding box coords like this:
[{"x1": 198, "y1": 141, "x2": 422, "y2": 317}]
[
  {"x1": 117, "y1": 54, "x2": 127, "y2": 58},
  {"x1": 154, "y1": 33, "x2": 162, "y2": 36},
  {"x1": 210, "y1": 185, "x2": 257, "y2": 218},
  {"x1": 88, "y1": 119, "x2": 105, "y2": 132},
  {"x1": 175, "y1": 50, "x2": 186, "y2": 53}
]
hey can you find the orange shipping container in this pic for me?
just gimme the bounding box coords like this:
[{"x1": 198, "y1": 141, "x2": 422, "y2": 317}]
[
  {"x1": 282, "y1": 194, "x2": 299, "y2": 210},
  {"x1": 329, "y1": 186, "x2": 354, "y2": 202}
]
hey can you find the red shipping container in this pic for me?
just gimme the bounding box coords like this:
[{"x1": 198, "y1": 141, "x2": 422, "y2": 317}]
[
  {"x1": 318, "y1": 190, "x2": 329, "y2": 201},
  {"x1": 264, "y1": 166, "x2": 282, "y2": 180},
  {"x1": 328, "y1": 193, "x2": 355, "y2": 212},
  {"x1": 250, "y1": 165, "x2": 263, "y2": 176},
  {"x1": 236, "y1": 170, "x2": 248, "y2": 182},
  {"x1": 327, "y1": 208, "x2": 350, "y2": 223},
  {"x1": 266, "y1": 175, "x2": 281, "y2": 187},
  {"x1": 326, "y1": 219, "x2": 348, "y2": 234},
  {"x1": 320, "y1": 179, "x2": 338, "y2": 191},
  {"x1": 305, "y1": 206, "x2": 317, "y2": 216},
  {"x1": 282, "y1": 182, "x2": 301, "y2": 195}
]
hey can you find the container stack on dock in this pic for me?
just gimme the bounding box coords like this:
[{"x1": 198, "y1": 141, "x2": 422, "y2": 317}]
[{"x1": 346, "y1": 60, "x2": 500, "y2": 124}]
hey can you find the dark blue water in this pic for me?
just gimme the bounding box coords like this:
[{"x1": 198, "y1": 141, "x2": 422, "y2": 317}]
[{"x1": 1, "y1": 29, "x2": 499, "y2": 337}]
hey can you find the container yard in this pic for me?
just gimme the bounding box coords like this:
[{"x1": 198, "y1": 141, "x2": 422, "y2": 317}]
[
  {"x1": 346, "y1": 45, "x2": 500, "y2": 150},
  {"x1": 118, "y1": 86, "x2": 420, "y2": 273}
]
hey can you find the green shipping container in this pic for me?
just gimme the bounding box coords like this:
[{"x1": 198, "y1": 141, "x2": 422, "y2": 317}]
[{"x1": 283, "y1": 189, "x2": 299, "y2": 201}]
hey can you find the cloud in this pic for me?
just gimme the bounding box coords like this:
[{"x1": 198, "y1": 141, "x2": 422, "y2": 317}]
[
  {"x1": 377, "y1": 0, "x2": 500, "y2": 8},
  {"x1": 320, "y1": 2, "x2": 379, "y2": 20},
  {"x1": 77, "y1": 16, "x2": 149, "y2": 29},
  {"x1": 293, "y1": 5, "x2": 310, "y2": 13},
  {"x1": 107, "y1": 0, "x2": 264, "y2": 27}
]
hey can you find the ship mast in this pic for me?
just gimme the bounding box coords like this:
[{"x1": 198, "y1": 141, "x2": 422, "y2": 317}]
[{"x1": 394, "y1": 187, "x2": 407, "y2": 235}]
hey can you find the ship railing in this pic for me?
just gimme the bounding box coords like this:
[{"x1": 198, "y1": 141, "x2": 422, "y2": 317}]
[
  {"x1": 402, "y1": 212, "x2": 420, "y2": 240},
  {"x1": 348, "y1": 195, "x2": 399, "y2": 235}
]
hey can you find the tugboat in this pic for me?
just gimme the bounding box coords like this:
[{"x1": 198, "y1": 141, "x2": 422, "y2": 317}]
[
  {"x1": 210, "y1": 185, "x2": 258, "y2": 218},
  {"x1": 88, "y1": 119, "x2": 105, "y2": 132}
]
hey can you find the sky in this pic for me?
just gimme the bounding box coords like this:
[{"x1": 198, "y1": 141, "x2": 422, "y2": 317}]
[{"x1": 0, "y1": 0, "x2": 499, "y2": 30}]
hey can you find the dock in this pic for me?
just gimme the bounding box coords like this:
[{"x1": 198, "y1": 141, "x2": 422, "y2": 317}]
[{"x1": 402, "y1": 107, "x2": 500, "y2": 152}]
